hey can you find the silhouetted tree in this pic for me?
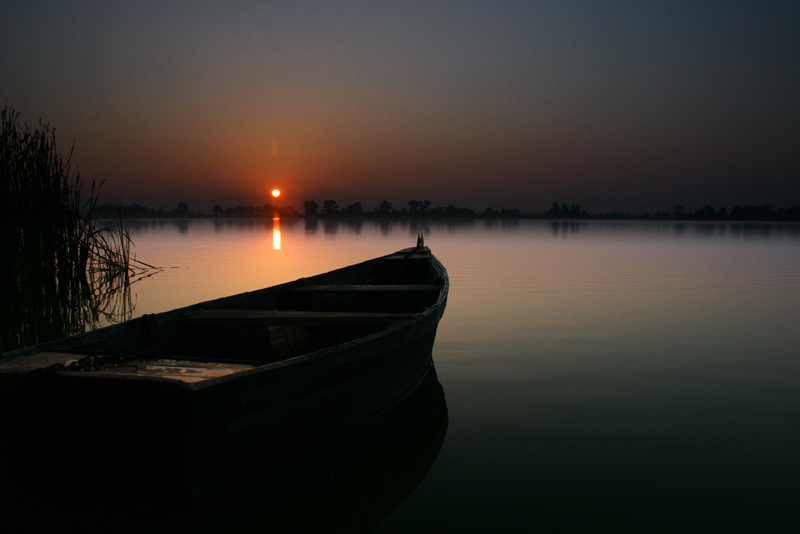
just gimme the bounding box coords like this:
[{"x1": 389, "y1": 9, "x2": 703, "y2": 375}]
[
  {"x1": 777, "y1": 205, "x2": 800, "y2": 220},
  {"x1": 303, "y1": 200, "x2": 319, "y2": 217},
  {"x1": 694, "y1": 205, "x2": 716, "y2": 219},
  {"x1": 260, "y1": 203, "x2": 283, "y2": 217},
  {"x1": 278, "y1": 205, "x2": 299, "y2": 218},
  {"x1": 546, "y1": 202, "x2": 560, "y2": 218},
  {"x1": 444, "y1": 204, "x2": 475, "y2": 217},
  {"x1": 212, "y1": 205, "x2": 223, "y2": 217},
  {"x1": 321, "y1": 199, "x2": 339, "y2": 215},
  {"x1": 342, "y1": 201, "x2": 363, "y2": 215},
  {"x1": 376, "y1": 200, "x2": 394, "y2": 215},
  {"x1": 407, "y1": 199, "x2": 431, "y2": 214},
  {"x1": 173, "y1": 202, "x2": 189, "y2": 217},
  {"x1": 730, "y1": 204, "x2": 776, "y2": 220}
]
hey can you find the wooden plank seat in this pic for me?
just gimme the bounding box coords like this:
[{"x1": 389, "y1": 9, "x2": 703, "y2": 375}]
[
  {"x1": 185, "y1": 309, "x2": 418, "y2": 327},
  {"x1": 285, "y1": 284, "x2": 440, "y2": 293}
]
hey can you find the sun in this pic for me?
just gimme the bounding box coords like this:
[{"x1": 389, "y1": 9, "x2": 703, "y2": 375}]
[{"x1": 271, "y1": 189, "x2": 281, "y2": 198}]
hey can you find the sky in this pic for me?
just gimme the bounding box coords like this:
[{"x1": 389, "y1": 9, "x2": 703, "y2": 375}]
[{"x1": 3, "y1": 1, "x2": 799, "y2": 214}]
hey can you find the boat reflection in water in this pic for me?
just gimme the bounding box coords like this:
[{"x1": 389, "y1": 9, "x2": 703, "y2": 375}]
[{"x1": 1, "y1": 362, "x2": 448, "y2": 533}]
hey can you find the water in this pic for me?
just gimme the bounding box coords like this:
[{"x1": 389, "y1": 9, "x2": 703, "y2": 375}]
[{"x1": 12, "y1": 219, "x2": 800, "y2": 532}]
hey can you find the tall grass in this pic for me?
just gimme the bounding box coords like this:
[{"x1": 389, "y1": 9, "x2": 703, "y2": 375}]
[{"x1": 1, "y1": 105, "x2": 142, "y2": 352}]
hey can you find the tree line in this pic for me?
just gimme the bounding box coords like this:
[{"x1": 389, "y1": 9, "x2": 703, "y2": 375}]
[{"x1": 99, "y1": 199, "x2": 800, "y2": 222}]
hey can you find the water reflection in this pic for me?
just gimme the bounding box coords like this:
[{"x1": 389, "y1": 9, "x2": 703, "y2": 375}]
[
  {"x1": 324, "y1": 217, "x2": 339, "y2": 235},
  {"x1": 0, "y1": 366, "x2": 448, "y2": 534},
  {"x1": 304, "y1": 217, "x2": 318, "y2": 235},
  {"x1": 550, "y1": 220, "x2": 584, "y2": 237},
  {"x1": 272, "y1": 216, "x2": 281, "y2": 250},
  {"x1": 126, "y1": 218, "x2": 800, "y2": 245},
  {"x1": 290, "y1": 217, "x2": 493, "y2": 239}
]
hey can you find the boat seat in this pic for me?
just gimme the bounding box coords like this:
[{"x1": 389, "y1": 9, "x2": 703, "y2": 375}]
[{"x1": 185, "y1": 309, "x2": 418, "y2": 327}]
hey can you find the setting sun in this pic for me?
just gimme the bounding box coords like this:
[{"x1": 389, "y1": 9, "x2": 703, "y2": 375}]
[{"x1": 271, "y1": 189, "x2": 281, "y2": 198}]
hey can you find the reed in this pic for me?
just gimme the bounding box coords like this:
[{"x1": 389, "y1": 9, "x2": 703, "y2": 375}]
[{"x1": 1, "y1": 105, "x2": 143, "y2": 351}]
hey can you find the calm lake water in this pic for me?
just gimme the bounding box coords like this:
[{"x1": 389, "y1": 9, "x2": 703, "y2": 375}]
[
  {"x1": 10, "y1": 218, "x2": 800, "y2": 532},
  {"x1": 118, "y1": 218, "x2": 800, "y2": 532}
]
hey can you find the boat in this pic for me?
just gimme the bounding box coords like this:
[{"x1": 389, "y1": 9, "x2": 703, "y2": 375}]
[{"x1": 0, "y1": 241, "x2": 448, "y2": 503}]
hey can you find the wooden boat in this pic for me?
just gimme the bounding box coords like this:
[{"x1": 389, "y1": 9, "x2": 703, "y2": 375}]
[{"x1": 0, "y1": 242, "x2": 448, "y2": 503}]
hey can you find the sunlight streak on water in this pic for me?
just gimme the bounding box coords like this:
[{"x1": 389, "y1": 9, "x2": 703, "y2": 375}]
[{"x1": 272, "y1": 216, "x2": 281, "y2": 250}]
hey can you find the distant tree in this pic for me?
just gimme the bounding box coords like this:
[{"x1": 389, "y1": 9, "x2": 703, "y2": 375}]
[
  {"x1": 673, "y1": 205, "x2": 686, "y2": 219},
  {"x1": 484, "y1": 207, "x2": 500, "y2": 217},
  {"x1": 546, "y1": 202, "x2": 560, "y2": 218},
  {"x1": 342, "y1": 201, "x2": 363, "y2": 216},
  {"x1": 174, "y1": 202, "x2": 189, "y2": 217},
  {"x1": 279, "y1": 205, "x2": 299, "y2": 218},
  {"x1": 730, "y1": 204, "x2": 776, "y2": 220},
  {"x1": 777, "y1": 205, "x2": 800, "y2": 221},
  {"x1": 407, "y1": 199, "x2": 431, "y2": 215},
  {"x1": 262, "y1": 203, "x2": 279, "y2": 217},
  {"x1": 303, "y1": 200, "x2": 319, "y2": 217},
  {"x1": 212, "y1": 205, "x2": 223, "y2": 218},
  {"x1": 694, "y1": 205, "x2": 716, "y2": 219},
  {"x1": 111, "y1": 203, "x2": 156, "y2": 218},
  {"x1": 376, "y1": 200, "x2": 394, "y2": 215},
  {"x1": 321, "y1": 199, "x2": 340, "y2": 215},
  {"x1": 445, "y1": 204, "x2": 475, "y2": 217}
]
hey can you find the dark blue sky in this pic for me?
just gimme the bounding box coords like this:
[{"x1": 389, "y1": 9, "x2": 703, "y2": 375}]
[{"x1": 3, "y1": 1, "x2": 798, "y2": 213}]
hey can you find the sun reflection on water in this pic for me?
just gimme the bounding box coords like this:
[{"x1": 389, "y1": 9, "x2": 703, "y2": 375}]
[{"x1": 272, "y1": 216, "x2": 281, "y2": 250}]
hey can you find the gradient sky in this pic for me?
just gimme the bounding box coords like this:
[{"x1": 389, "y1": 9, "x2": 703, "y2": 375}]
[{"x1": 3, "y1": 1, "x2": 799, "y2": 213}]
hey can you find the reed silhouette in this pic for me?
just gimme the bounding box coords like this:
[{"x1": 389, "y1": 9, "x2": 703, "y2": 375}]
[{"x1": 1, "y1": 106, "x2": 150, "y2": 352}]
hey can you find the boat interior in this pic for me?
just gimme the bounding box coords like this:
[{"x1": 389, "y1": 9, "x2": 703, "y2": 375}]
[{"x1": 173, "y1": 253, "x2": 445, "y2": 362}]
